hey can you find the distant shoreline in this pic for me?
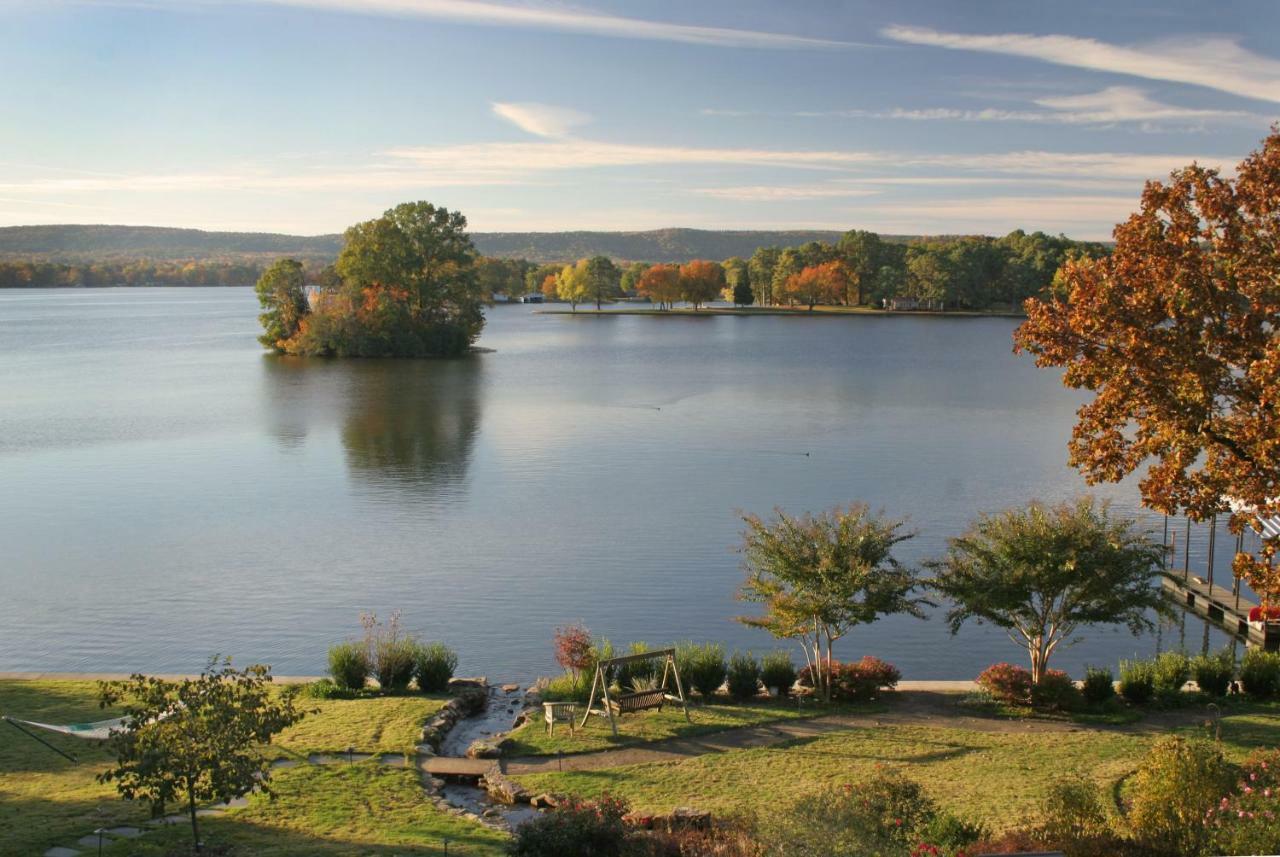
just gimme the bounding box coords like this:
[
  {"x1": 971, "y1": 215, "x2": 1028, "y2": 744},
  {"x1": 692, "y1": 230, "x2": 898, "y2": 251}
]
[{"x1": 533, "y1": 306, "x2": 1026, "y2": 319}]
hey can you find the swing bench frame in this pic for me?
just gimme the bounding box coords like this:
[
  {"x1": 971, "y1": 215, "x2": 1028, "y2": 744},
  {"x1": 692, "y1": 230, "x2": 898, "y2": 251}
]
[{"x1": 580, "y1": 648, "x2": 690, "y2": 736}]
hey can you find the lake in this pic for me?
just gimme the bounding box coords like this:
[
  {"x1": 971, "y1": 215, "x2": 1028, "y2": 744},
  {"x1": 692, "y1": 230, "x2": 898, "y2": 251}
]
[{"x1": 0, "y1": 288, "x2": 1242, "y2": 681}]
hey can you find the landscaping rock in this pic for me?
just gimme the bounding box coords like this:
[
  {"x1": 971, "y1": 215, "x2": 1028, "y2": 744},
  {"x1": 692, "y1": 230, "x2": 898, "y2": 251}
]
[
  {"x1": 664, "y1": 808, "x2": 712, "y2": 832},
  {"x1": 501, "y1": 683, "x2": 520, "y2": 693},
  {"x1": 482, "y1": 769, "x2": 530, "y2": 805},
  {"x1": 448, "y1": 676, "x2": 487, "y2": 691},
  {"x1": 529, "y1": 792, "x2": 564, "y2": 809}
]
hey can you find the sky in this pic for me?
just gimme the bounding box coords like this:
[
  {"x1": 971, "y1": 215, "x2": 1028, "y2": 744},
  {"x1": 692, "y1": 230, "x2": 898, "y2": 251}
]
[{"x1": 0, "y1": 0, "x2": 1277, "y2": 238}]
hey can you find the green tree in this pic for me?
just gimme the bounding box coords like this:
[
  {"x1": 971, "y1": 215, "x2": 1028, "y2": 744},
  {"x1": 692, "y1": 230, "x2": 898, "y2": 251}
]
[
  {"x1": 619, "y1": 261, "x2": 650, "y2": 296},
  {"x1": 836, "y1": 229, "x2": 885, "y2": 306},
  {"x1": 333, "y1": 201, "x2": 484, "y2": 349},
  {"x1": 748, "y1": 246, "x2": 780, "y2": 306},
  {"x1": 737, "y1": 504, "x2": 927, "y2": 702},
  {"x1": 583, "y1": 255, "x2": 620, "y2": 309},
  {"x1": 770, "y1": 247, "x2": 804, "y2": 306},
  {"x1": 97, "y1": 658, "x2": 305, "y2": 851},
  {"x1": 928, "y1": 498, "x2": 1167, "y2": 683},
  {"x1": 722, "y1": 256, "x2": 752, "y2": 306},
  {"x1": 253, "y1": 259, "x2": 308, "y2": 352}
]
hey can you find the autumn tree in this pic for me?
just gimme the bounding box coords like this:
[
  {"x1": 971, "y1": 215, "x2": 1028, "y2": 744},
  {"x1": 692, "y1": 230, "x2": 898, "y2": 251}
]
[
  {"x1": 636, "y1": 263, "x2": 682, "y2": 310},
  {"x1": 770, "y1": 247, "x2": 804, "y2": 306},
  {"x1": 737, "y1": 504, "x2": 927, "y2": 702},
  {"x1": 254, "y1": 258, "x2": 309, "y2": 352},
  {"x1": 619, "y1": 261, "x2": 650, "y2": 296},
  {"x1": 555, "y1": 259, "x2": 591, "y2": 311},
  {"x1": 679, "y1": 259, "x2": 725, "y2": 309},
  {"x1": 98, "y1": 658, "x2": 305, "y2": 851},
  {"x1": 1014, "y1": 128, "x2": 1280, "y2": 593},
  {"x1": 784, "y1": 261, "x2": 850, "y2": 311},
  {"x1": 540, "y1": 272, "x2": 559, "y2": 300},
  {"x1": 929, "y1": 498, "x2": 1167, "y2": 683}
]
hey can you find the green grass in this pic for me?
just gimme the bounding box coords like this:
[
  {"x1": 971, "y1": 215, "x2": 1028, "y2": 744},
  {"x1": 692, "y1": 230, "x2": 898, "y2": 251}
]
[
  {"x1": 507, "y1": 698, "x2": 876, "y2": 756},
  {"x1": 275, "y1": 693, "x2": 449, "y2": 757},
  {"x1": 511, "y1": 704, "x2": 1280, "y2": 833},
  {"x1": 102, "y1": 763, "x2": 508, "y2": 856},
  {"x1": 0, "y1": 679, "x2": 490, "y2": 856}
]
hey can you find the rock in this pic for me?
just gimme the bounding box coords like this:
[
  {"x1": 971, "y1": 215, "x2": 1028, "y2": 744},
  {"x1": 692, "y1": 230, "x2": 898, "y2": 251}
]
[
  {"x1": 511, "y1": 711, "x2": 531, "y2": 730},
  {"x1": 501, "y1": 683, "x2": 520, "y2": 693},
  {"x1": 664, "y1": 807, "x2": 712, "y2": 831},
  {"x1": 529, "y1": 792, "x2": 564, "y2": 809},
  {"x1": 482, "y1": 807, "x2": 502, "y2": 818},
  {"x1": 448, "y1": 676, "x2": 488, "y2": 691},
  {"x1": 483, "y1": 770, "x2": 530, "y2": 805}
]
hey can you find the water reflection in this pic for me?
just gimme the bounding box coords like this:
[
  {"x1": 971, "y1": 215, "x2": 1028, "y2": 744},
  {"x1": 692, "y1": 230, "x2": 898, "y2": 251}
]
[
  {"x1": 260, "y1": 356, "x2": 485, "y2": 498},
  {"x1": 341, "y1": 359, "x2": 484, "y2": 497}
]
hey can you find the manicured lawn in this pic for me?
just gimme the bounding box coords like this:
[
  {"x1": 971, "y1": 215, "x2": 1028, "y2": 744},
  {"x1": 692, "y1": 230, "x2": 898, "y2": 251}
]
[
  {"x1": 0, "y1": 679, "x2": 490, "y2": 856},
  {"x1": 102, "y1": 763, "x2": 508, "y2": 856},
  {"x1": 274, "y1": 693, "x2": 450, "y2": 757},
  {"x1": 506, "y1": 698, "x2": 875, "y2": 756},
  {"x1": 511, "y1": 703, "x2": 1280, "y2": 833}
]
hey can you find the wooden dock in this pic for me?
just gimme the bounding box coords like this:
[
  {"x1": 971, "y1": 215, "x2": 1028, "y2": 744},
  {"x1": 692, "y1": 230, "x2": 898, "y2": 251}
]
[{"x1": 1161, "y1": 572, "x2": 1280, "y2": 648}]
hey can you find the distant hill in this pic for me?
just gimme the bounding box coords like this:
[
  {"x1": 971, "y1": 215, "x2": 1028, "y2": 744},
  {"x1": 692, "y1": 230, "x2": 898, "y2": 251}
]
[{"x1": 0, "y1": 224, "x2": 909, "y2": 264}]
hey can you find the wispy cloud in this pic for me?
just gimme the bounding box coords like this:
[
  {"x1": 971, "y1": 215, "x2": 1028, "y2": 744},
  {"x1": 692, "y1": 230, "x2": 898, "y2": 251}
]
[
  {"x1": 245, "y1": 0, "x2": 867, "y2": 49},
  {"x1": 491, "y1": 102, "x2": 590, "y2": 138},
  {"x1": 690, "y1": 185, "x2": 882, "y2": 201},
  {"x1": 881, "y1": 25, "x2": 1280, "y2": 104}
]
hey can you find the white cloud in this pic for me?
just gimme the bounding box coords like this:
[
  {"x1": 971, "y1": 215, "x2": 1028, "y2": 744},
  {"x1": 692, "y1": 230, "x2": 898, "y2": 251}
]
[
  {"x1": 491, "y1": 102, "x2": 590, "y2": 138},
  {"x1": 848, "y1": 195, "x2": 1137, "y2": 240},
  {"x1": 690, "y1": 185, "x2": 882, "y2": 201},
  {"x1": 248, "y1": 0, "x2": 866, "y2": 49},
  {"x1": 881, "y1": 25, "x2": 1280, "y2": 105}
]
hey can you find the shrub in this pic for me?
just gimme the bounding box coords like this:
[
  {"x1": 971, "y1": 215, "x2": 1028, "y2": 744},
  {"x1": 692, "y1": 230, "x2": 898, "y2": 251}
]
[
  {"x1": 1081, "y1": 666, "x2": 1116, "y2": 705},
  {"x1": 1207, "y1": 748, "x2": 1280, "y2": 857},
  {"x1": 1240, "y1": 648, "x2": 1280, "y2": 699},
  {"x1": 1030, "y1": 669, "x2": 1079, "y2": 711},
  {"x1": 1151, "y1": 650, "x2": 1191, "y2": 697},
  {"x1": 506, "y1": 794, "x2": 630, "y2": 857},
  {"x1": 304, "y1": 678, "x2": 351, "y2": 700},
  {"x1": 554, "y1": 623, "x2": 595, "y2": 679},
  {"x1": 361, "y1": 611, "x2": 417, "y2": 692},
  {"x1": 1118, "y1": 658, "x2": 1155, "y2": 705},
  {"x1": 919, "y1": 812, "x2": 986, "y2": 854},
  {"x1": 414, "y1": 642, "x2": 457, "y2": 693},
  {"x1": 328, "y1": 641, "x2": 369, "y2": 691},
  {"x1": 1126, "y1": 735, "x2": 1232, "y2": 856},
  {"x1": 1191, "y1": 649, "x2": 1234, "y2": 698},
  {"x1": 976, "y1": 662, "x2": 1032, "y2": 706},
  {"x1": 677, "y1": 642, "x2": 728, "y2": 701},
  {"x1": 614, "y1": 642, "x2": 657, "y2": 691},
  {"x1": 1040, "y1": 775, "x2": 1109, "y2": 843},
  {"x1": 760, "y1": 651, "x2": 797, "y2": 697},
  {"x1": 834, "y1": 656, "x2": 901, "y2": 701},
  {"x1": 757, "y1": 770, "x2": 937, "y2": 856},
  {"x1": 540, "y1": 673, "x2": 591, "y2": 703},
  {"x1": 727, "y1": 652, "x2": 762, "y2": 701}
]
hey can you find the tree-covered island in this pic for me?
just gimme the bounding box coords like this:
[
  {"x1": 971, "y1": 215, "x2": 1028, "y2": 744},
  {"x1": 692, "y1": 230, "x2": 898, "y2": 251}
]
[{"x1": 255, "y1": 201, "x2": 485, "y2": 357}]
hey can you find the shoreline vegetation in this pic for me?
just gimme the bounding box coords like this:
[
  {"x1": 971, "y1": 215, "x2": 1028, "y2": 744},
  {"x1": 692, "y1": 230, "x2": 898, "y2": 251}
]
[{"x1": 534, "y1": 304, "x2": 1026, "y2": 318}]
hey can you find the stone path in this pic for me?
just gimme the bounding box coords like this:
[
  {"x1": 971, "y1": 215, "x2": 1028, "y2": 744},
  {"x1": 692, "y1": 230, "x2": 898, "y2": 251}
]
[{"x1": 504, "y1": 689, "x2": 1208, "y2": 775}]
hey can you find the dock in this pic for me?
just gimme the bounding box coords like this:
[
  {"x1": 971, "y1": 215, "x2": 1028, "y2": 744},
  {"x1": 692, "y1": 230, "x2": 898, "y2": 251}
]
[{"x1": 1161, "y1": 572, "x2": 1280, "y2": 649}]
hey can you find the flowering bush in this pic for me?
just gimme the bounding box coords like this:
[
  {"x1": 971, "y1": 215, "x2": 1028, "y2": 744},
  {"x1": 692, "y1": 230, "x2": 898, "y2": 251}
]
[
  {"x1": 799, "y1": 657, "x2": 901, "y2": 701},
  {"x1": 1207, "y1": 748, "x2": 1280, "y2": 856},
  {"x1": 554, "y1": 623, "x2": 595, "y2": 679},
  {"x1": 1030, "y1": 669, "x2": 1079, "y2": 711},
  {"x1": 975, "y1": 663, "x2": 1032, "y2": 705},
  {"x1": 506, "y1": 794, "x2": 630, "y2": 857},
  {"x1": 1127, "y1": 736, "x2": 1232, "y2": 855}
]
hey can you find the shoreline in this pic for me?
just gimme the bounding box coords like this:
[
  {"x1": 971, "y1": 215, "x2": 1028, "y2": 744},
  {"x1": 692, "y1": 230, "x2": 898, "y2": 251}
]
[
  {"x1": 534, "y1": 306, "x2": 1024, "y2": 319},
  {"x1": 0, "y1": 671, "x2": 977, "y2": 691}
]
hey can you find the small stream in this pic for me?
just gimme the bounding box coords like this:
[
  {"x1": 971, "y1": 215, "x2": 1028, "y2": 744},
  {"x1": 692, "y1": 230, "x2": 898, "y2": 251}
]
[{"x1": 438, "y1": 685, "x2": 542, "y2": 828}]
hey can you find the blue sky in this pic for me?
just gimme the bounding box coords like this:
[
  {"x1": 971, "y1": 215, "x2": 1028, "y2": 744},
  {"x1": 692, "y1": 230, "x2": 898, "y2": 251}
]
[{"x1": 1, "y1": 0, "x2": 1277, "y2": 237}]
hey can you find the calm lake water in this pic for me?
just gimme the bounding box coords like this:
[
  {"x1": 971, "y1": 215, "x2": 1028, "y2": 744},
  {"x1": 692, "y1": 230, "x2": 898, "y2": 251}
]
[{"x1": 0, "y1": 288, "x2": 1241, "y2": 681}]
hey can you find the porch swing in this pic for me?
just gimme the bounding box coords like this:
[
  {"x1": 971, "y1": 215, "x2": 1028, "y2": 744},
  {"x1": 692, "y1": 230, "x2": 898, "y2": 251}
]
[{"x1": 579, "y1": 647, "x2": 691, "y2": 736}]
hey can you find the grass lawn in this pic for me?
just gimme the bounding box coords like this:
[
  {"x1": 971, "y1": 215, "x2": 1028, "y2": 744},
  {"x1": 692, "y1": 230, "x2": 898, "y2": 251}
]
[
  {"x1": 511, "y1": 702, "x2": 1280, "y2": 833},
  {"x1": 506, "y1": 698, "x2": 878, "y2": 756},
  {"x1": 0, "y1": 679, "x2": 493, "y2": 856},
  {"x1": 101, "y1": 763, "x2": 509, "y2": 856}
]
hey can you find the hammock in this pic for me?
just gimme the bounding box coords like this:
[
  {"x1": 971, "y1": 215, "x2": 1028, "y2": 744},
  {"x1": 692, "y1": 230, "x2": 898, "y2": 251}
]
[{"x1": 3, "y1": 714, "x2": 129, "y2": 762}]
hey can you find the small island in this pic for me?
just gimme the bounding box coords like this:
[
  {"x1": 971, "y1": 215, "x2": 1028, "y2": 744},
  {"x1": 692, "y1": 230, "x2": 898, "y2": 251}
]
[{"x1": 255, "y1": 201, "x2": 486, "y2": 358}]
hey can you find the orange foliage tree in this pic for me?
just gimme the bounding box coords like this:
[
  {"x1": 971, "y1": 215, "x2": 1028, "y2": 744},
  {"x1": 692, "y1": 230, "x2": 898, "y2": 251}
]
[
  {"x1": 784, "y1": 261, "x2": 850, "y2": 310},
  {"x1": 1014, "y1": 128, "x2": 1280, "y2": 599},
  {"x1": 636, "y1": 263, "x2": 683, "y2": 310},
  {"x1": 540, "y1": 273, "x2": 558, "y2": 300},
  {"x1": 678, "y1": 260, "x2": 726, "y2": 310}
]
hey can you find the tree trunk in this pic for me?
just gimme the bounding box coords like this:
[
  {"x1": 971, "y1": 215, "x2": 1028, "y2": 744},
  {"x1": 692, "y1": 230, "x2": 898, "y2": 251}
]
[{"x1": 187, "y1": 783, "x2": 201, "y2": 852}]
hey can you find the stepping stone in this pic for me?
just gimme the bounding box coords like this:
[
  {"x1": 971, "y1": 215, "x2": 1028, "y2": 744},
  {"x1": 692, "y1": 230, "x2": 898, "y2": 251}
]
[
  {"x1": 379, "y1": 754, "x2": 406, "y2": 766},
  {"x1": 106, "y1": 826, "x2": 143, "y2": 837},
  {"x1": 44, "y1": 848, "x2": 80, "y2": 857},
  {"x1": 270, "y1": 757, "x2": 300, "y2": 768},
  {"x1": 78, "y1": 834, "x2": 107, "y2": 847}
]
